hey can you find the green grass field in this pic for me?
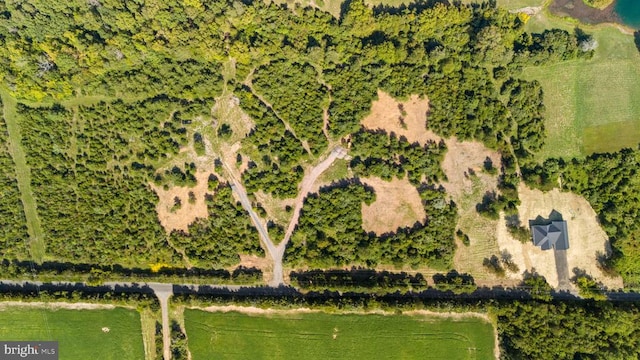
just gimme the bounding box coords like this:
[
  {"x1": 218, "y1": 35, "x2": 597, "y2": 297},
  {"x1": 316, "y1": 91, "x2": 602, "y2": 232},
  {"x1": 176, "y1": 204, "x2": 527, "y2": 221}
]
[
  {"x1": 0, "y1": 307, "x2": 145, "y2": 360},
  {"x1": 523, "y1": 12, "x2": 640, "y2": 159},
  {"x1": 184, "y1": 309, "x2": 495, "y2": 359},
  {"x1": 1, "y1": 89, "x2": 45, "y2": 261}
]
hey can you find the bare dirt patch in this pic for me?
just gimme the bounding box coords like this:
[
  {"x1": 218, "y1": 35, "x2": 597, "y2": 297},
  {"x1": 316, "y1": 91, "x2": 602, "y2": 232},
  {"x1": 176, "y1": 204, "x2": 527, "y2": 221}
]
[
  {"x1": 0, "y1": 301, "x2": 118, "y2": 310},
  {"x1": 236, "y1": 254, "x2": 272, "y2": 282},
  {"x1": 150, "y1": 171, "x2": 212, "y2": 233},
  {"x1": 361, "y1": 90, "x2": 440, "y2": 145},
  {"x1": 497, "y1": 184, "x2": 624, "y2": 290},
  {"x1": 361, "y1": 176, "x2": 426, "y2": 235}
]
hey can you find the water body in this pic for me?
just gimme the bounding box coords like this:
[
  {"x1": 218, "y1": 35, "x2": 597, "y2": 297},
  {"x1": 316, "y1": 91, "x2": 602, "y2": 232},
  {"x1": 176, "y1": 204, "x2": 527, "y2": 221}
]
[
  {"x1": 549, "y1": 0, "x2": 620, "y2": 26},
  {"x1": 615, "y1": 0, "x2": 640, "y2": 28}
]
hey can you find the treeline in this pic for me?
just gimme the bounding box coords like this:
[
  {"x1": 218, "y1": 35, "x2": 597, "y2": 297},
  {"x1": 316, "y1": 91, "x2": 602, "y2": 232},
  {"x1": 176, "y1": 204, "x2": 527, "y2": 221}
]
[
  {"x1": 290, "y1": 268, "x2": 428, "y2": 293},
  {"x1": 0, "y1": 98, "x2": 29, "y2": 260},
  {"x1": 284, "y1": 180, "x2": 457, "y2": 269},
  {"x1": 0, "y1": 259, "x2": 263, "y2": 285},
  {"x1": 0, "y1": 281, "x2": 159, "y2": 308},
  {"x1": 523, "y1": 148, "x2": 640, "y2": 286}
]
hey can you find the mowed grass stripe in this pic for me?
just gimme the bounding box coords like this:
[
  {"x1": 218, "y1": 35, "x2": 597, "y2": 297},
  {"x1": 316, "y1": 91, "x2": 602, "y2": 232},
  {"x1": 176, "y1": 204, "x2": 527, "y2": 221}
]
[
  {"x1": 184, "y1": 310, "x2": 495, "y2": 360},
  {"x1": 1, "y1": 89, "x2": 45, "y2": 261},
  {"x1": 0, "y1": 307, "x2": 145, "y2": 360}
]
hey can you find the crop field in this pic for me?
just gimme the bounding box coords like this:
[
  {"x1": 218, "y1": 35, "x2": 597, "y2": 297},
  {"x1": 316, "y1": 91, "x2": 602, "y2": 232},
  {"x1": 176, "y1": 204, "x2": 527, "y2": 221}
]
[
  {"x1": 184, "y1": 309, "x2": 495, "y2": 359},
  {"x1": 523, "y1": 13, "x2": 640, "y2": 159},
  {"x1": 0, "y1": 306, "x2": 145, "y2": 360}
]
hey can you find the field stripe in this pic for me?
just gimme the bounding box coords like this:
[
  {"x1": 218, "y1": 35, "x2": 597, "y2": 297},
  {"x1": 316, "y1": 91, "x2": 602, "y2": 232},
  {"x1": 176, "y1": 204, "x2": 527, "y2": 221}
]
[{"x1": 1, "y1": 89, "x2": 45, "y2": 262}]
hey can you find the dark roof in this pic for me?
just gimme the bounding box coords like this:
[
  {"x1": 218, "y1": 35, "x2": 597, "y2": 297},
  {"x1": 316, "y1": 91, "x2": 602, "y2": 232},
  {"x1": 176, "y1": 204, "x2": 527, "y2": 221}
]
[{"x1": 531, "y1": 220, "x2": 569, "y2": 250}]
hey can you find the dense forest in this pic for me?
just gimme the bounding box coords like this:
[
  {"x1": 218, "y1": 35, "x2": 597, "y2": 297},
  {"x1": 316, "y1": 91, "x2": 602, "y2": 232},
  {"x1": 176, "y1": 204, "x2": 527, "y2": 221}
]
[
  {"x1": 495, "y1": 301, "x2": 640, "y2": 359},
  {"x1": 0, "y1": 0, "x2": 597, "y2": 273}
]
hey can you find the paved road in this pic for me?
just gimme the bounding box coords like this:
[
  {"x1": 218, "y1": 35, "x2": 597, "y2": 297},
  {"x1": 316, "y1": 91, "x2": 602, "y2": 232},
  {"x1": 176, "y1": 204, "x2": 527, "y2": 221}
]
[{"x1": 148, "y1": 283, "x2": 172, "y2": 360}]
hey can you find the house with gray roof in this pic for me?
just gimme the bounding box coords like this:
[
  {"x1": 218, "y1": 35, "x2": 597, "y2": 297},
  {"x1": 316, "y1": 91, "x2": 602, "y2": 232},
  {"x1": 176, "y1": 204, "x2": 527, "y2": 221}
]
[{"x1": 531, "y1": 220, "x2": 569, "y2": 250}]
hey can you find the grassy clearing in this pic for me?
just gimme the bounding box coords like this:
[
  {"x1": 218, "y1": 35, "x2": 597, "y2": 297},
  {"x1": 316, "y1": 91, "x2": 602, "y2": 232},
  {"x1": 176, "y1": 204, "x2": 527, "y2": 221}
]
[
  {"x1": 139, "y1": 308, "x2": 160, "y2": 360},
  {"x1": 453, "y1": 176, "x2": 502, "y2": 280},
  {"x1": 184, "y1": 309, "x2": 495, "y2": 359},
  {"x1": 1, "y1": 89, "x2": 45, "y2": 261},
  {"x1": 0, "y1": 307, "x2": 145, "y2": 360},
  {"x1": 523, "y1": 12, "x2": 640, "y2": 159}
]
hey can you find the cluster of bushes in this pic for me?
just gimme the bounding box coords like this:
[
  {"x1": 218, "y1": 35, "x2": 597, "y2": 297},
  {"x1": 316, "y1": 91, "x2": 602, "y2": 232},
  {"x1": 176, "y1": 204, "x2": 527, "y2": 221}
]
[
  {"x1": 169, "y1": 183, "x2": 265, "y2": 268},
  {"x1": 349, "y1": 130, "x2": 447, "y2": 185},
  {"x1": 18, "y1": 100, "x2": 192, "y2": 266}
]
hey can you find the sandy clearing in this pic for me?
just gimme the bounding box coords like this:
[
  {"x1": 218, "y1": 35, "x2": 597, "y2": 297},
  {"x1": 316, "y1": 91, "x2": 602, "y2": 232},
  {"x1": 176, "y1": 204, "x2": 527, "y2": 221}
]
[
  {"x1": 0, "y1": 301, "x2": 118, "y2": 310},
  {"x1": 150, "y1": 171, "x2": 213, "y2": 233},
  {"x1": 236, "y1": 254, "x2": 272, "y2": 282},
  {"x1": 361, "y1": 90, "x2": 440, "y2": 145},
  {"x1": 361, "y1": 176, "x2": 426, "y2": 235},
  {"x1": 497, "y1": 184, "x2": 623, "y2": 290}
]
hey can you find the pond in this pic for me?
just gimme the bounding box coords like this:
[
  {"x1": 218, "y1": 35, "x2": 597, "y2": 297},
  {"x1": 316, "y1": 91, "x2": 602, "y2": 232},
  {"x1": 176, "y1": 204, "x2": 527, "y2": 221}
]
[{"x1": 615, "y1": 0, "x2": 640, "y2": 28}]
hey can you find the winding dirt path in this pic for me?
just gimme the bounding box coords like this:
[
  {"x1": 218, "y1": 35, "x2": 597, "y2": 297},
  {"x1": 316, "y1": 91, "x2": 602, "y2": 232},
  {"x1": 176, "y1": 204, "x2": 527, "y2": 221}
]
[{"x1": 224, "y1": 147, "x2": 345, "y2": 286}]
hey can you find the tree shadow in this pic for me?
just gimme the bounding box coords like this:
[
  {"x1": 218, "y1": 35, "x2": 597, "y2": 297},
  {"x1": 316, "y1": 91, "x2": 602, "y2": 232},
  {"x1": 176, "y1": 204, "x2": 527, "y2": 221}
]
[
  {"x1": 528, "y1": 209, "x2": 564, "y2": 227},
  {"x1": 634, "y1": 31, "x2": 640, "y2": 53}
]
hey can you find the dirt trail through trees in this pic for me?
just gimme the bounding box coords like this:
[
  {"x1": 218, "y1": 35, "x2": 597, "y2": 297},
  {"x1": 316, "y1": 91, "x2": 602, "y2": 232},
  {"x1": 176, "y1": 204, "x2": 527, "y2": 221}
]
[{"x1": 224, "y1": 147, "x2": 345, "y2": 286}]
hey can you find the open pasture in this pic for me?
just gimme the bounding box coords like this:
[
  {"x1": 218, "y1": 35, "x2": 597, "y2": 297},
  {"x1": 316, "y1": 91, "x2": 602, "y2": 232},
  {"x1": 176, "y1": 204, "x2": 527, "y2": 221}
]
[
  {"x1": 524, "y1": 14, "x2": 640, "y2": 159},
  {"x1": 0, "y1": 306, "x2": 145, "y2": 360},
  {"x1": 184, "y1": 308, "x2": 496, "y2": 359}
]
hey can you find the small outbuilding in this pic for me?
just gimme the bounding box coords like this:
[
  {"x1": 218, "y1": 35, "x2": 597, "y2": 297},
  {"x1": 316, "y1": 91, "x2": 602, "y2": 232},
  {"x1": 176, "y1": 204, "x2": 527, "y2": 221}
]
[{"x1": 531, "y1": 220, "x2": 569, "y2": 250}]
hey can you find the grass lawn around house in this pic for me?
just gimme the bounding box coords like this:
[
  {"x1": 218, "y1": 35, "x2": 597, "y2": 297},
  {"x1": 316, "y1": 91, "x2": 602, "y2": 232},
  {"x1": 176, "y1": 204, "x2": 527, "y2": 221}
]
[
  {"x1": 523, "y1": 12, "x2": 640, "y2": 159},
  {"x1": 0, "y1": 307, "x2": 145, "y2": 360},
  {"x1": 184, "y1": 309, "x2": 496, "y2": 360}
]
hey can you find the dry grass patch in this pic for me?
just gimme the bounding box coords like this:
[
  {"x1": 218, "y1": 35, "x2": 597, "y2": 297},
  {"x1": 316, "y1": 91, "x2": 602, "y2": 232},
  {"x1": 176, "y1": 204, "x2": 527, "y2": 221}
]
[
  {"x1": 150, "y1": 171, "x2": 212, "y2": 233},
  {"x1": 361, "y1": 176, "x2": 426, "y2": 235},
  {"x1": 440, "y1": 138, "x2": 501, "y2": 201},
  {"x1": 440, "y1": 139, "x2": 504, "y2": 281},
  {"x1": 252, "y1": 190, "x2": 295, "y2": 228},
  {"x1": 237, "y1": 254, "x2": 272, "y2": 281},
  {"x1": 361, "y1": 90, "x2": 439, "y2": 145},
  {"x1": 497, "y1": 184, "x2": 623, "y2": 290}
]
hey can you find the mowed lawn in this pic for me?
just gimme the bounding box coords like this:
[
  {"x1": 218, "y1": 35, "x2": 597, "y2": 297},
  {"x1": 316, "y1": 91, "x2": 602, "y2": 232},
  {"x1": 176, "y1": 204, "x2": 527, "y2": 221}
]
[
  {"x1": 184, "y1": 309, "x2": 495, "y2": 359},
  {"x1": 523, "y1": 14, "x2": 640, "y2": 159},
  {"x1": 0, "y1": 307, "x2": 145, "y2": 360}
]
